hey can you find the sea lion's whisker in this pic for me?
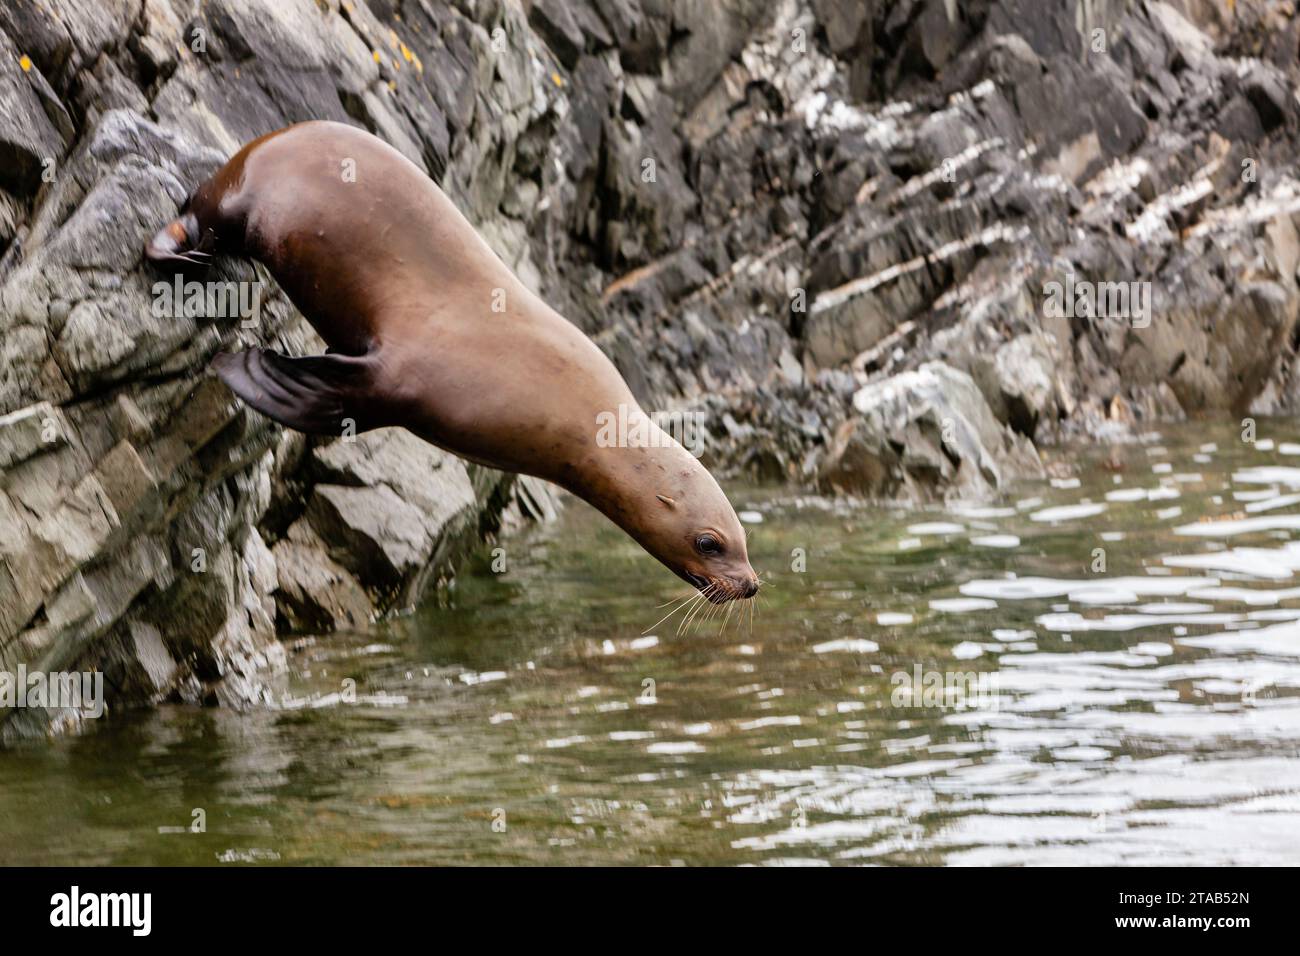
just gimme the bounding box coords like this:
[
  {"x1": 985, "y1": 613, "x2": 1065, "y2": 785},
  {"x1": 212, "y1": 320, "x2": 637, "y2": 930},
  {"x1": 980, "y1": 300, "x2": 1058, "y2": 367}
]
[
  {"x1": 682, "y1": 592, "x2": 711, "y2": 632},
  {"x1": 644, "y1": 590, "x2": 701, "y2": 633},
  {"x1": 704, "y1": 599, "x2": 726, "y2": 629},
  {"x1": 655, "y1": 589, "x2": 695, "y2": 609},
  {"x1": 660, "y1": 582, "x2": 712, "y2": 629},
  {"x1": 676, "y1": 590, "x2": 710, "y2": 636},
  {"x1": 719, "y1": 600, "x2": 735, "y2": 636},
  {"x1": 707, "y1": 584, "x2": 748, "y2": 633},
  {"x1": 659, "y1": 588, "x2": 702, "y2": 615},
  {"x1": 681, "y1": 585, "x2": 717, "y2": 633},
  {"x1": 672, "y1": 597, "x2": 698, "y2": 636},
  {"x1": 700, "y1": 601, "x2": 725, "y2": 632},
  {"x1": 678, "y1": 598, "x2": 705, "y2": 636}
]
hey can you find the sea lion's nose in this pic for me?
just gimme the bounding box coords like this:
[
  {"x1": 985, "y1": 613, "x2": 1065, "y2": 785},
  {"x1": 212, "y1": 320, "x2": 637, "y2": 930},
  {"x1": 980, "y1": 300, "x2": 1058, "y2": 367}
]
[{"x1": 742, "y1": 577, "x2": 759, "y2": 598}]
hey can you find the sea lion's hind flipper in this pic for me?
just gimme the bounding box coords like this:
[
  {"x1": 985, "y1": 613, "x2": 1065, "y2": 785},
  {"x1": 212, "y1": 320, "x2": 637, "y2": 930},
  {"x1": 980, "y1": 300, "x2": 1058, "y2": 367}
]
[
  {"x1": 211, "y1": 349, "x2": 380, "y2": 436},
  {"x1": 144, "y1": 213, "x2": 218, "y2": 268}
]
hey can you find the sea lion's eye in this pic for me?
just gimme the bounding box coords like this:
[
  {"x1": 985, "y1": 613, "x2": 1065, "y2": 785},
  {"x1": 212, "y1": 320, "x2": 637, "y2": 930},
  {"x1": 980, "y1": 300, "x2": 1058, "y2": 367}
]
[{"x1": 695, "y1": 534, "x2": 721, "y2": 555}]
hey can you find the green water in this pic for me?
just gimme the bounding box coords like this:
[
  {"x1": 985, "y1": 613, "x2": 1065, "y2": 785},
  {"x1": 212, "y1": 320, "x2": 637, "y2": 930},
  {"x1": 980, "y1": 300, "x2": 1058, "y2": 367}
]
[{"x1": 3, "y1": 421, "x2": 1300, "y2": 865}]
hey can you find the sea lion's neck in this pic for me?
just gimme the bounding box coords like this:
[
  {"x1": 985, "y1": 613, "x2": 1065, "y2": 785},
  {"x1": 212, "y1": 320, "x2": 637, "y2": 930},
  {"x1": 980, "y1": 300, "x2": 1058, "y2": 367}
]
[{"x1": 566, "y1": 406, "x2": 699, "y2": 551}]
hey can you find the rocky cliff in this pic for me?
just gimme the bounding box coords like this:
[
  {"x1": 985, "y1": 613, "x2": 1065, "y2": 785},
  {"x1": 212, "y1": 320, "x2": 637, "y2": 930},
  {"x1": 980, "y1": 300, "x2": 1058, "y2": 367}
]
[{"x1": 1, "y1": 0, "x2": 1298, "y2": 736}]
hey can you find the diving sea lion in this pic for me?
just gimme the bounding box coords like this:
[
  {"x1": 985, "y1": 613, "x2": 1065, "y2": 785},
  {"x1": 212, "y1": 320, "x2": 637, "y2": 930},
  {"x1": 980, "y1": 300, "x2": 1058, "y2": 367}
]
[{"x1": 145, "y1": 121, "x2": 759, "y2": 603}]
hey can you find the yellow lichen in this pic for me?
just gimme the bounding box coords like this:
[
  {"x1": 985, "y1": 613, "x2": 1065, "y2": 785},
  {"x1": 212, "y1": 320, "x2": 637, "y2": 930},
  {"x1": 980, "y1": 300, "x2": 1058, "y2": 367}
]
[{"x1": 551, "y1": 72, "x2": 564, "y2": 88}]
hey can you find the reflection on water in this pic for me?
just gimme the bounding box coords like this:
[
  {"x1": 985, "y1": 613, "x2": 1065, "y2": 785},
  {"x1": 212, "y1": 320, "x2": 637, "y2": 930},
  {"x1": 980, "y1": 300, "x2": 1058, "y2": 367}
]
[{"x1": 3, "y1": 422, "x2": 1300, "y2": 865}]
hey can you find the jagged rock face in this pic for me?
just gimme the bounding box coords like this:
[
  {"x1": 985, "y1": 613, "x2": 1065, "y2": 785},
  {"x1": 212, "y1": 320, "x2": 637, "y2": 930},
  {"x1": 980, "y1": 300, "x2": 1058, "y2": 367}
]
[
  {"x1": 556, "y1": 0, "x2": 1300, "y2": 479},
  {"x1": 754, "y1": 1, "x2": 1296, "y2": 460},
  {"x1": 1, "y1": 0, "x2": 1298, "y2": 736}
]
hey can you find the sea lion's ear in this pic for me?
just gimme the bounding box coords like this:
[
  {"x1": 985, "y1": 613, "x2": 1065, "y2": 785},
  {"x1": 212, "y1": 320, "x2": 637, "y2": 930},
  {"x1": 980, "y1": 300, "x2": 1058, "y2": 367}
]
[{"x1": 656, "y1": 495, "x2": 676, "y2": 508}]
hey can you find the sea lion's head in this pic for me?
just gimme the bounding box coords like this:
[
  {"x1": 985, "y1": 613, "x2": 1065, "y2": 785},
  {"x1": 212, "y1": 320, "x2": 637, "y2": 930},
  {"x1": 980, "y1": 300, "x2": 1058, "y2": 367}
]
[
  {"x1": 622, "y1": 437, "x2": 759, "y2": 605},
  {"x1": 654, "y1": 489, "x2": 759, "y2": 604},
  {"x1": 587, "y1": 409, "x2": 761, "y2": 604}
]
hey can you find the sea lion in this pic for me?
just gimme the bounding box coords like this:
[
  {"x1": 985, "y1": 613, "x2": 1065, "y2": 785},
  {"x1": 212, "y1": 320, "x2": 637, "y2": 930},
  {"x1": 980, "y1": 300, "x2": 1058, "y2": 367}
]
[{"x1": 145, "y1": 121, "x2": 759, "y2": 604}]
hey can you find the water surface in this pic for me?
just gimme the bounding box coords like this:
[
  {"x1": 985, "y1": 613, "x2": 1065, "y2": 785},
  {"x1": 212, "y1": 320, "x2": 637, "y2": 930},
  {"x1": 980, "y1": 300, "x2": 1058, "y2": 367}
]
[{"x1": 3, "y1": 422, "x2": 1300, "y2": 865}]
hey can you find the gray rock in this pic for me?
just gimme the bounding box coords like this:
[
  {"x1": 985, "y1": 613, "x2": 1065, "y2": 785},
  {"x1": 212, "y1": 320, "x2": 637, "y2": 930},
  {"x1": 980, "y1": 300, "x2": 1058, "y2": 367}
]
[
  {"x1": 311, "y1": 429, "x2": 476, "y2": 522},
  {"x1": 1240, "y1": 60, "x2": 1291, "y2": 132},
  {"x1": 975, "y1": 333, "x2": 1060, "y2": 439},
  {"x1": 0, "y1": 33, "x2": 64, "y2": 197},
  {"x1": 0, "y1": 401, "x2": 67, "y2": 469},
  {"x1": 804, "y1": 289, "x2": 898, "y2": 369},
  {"x1": 303, "y1": 427, "x2": 482, "y2": 605},
  {"x1": 529, "y1": 0, "x2": 587, "y2": 69},
  {"x1": 307, "y1": 484, "x2": 446, "y2": 598},
  {"x1": 819, "y1": 362, "x2": 1042, "y2": 502},
  {"x1": 1146, "y1": 1, "x2": 1214, "y2": 70},
  {"x1": 272, "y1": 533, "x2": 372, "y2": 634}
]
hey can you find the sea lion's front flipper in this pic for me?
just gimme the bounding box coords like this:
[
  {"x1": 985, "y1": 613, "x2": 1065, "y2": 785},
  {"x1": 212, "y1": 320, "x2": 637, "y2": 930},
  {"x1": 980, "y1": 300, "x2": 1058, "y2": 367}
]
[{"x1": 211, "y1": 348, "x2": 380, "y2": 436}]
